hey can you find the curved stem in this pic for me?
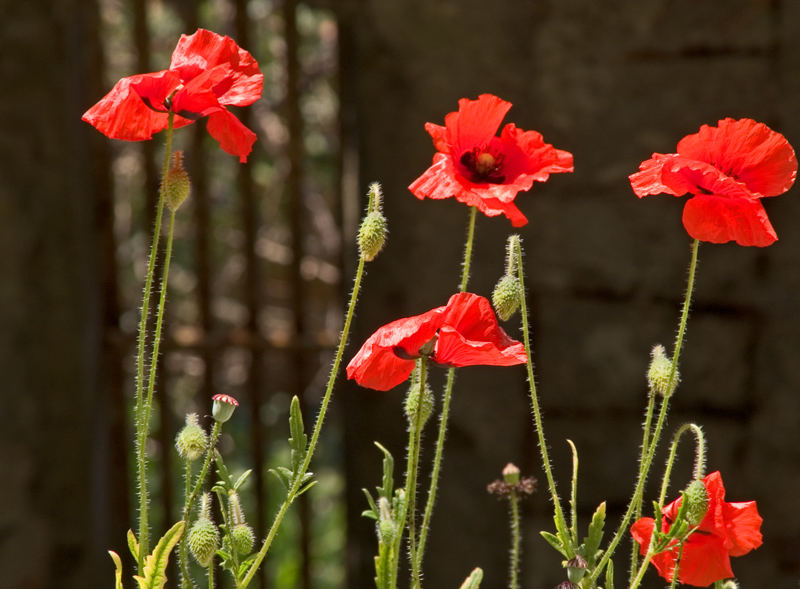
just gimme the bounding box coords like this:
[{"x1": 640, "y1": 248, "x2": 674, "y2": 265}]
[
  {"x1": 514, "y1": 239, "x2": 571, "y2": 547},
  {"x1": 240, "y1": 253, "x2": 368, "y2": 588},
  {"x1": 415, "y1": 206, "x2": 478, "y2": 570},
  {"x1": 134, "y1": 114, "x2": 174, "y2": 570},
  {"x1": 588, "y1": 239, "x2": 700, "y2": 584},
  {"x1": 658, "y1": 423, "x2": 706, "y2": 507}
]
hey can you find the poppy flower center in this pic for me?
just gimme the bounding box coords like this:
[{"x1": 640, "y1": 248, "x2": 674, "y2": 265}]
[{"x1": 460, "y1": 147, "x2": 506, "y2": 184}]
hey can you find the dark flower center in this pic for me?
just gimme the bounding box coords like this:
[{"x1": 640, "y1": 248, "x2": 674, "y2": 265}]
[{"x1": 460, "y1": 147, "x2": 506, "y2": 184}]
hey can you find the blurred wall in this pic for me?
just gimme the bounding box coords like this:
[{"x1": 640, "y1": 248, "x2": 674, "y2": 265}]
[{"x1": 337, "y1": 0, "x2": 800, "y2": 587}]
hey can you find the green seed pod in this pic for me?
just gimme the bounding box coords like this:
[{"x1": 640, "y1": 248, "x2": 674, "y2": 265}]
[
  {"x1": 647, "y1": 345, "x2": 676, "y2": 397},
  {"x1": 683, "y1": 479, "x2": 709, "y2": 527},
  {"x1": 502, "y1": 463, "x2": 520, "y2": 486},
  {"x1": 212, "y1": 393, "x2": 238, "y2": 423},
  {"x1": 188, "y1": 517, "x2": 219, "y2": 567},
  {"x1": 566, "y1": 554, "x2": 588, "y2": 583},
  {"x1": 175, "y1": 413, "x2": 208, "y2": 461},
  {"x1": 230, "y1": 523, "x2": 255, "y2": 555},
  {"x1": 163, "y1": 151, "x2": 191, "y2": 212},
  {"x1": 492, "y1": 274, "x2": 522, "y2": 321}
]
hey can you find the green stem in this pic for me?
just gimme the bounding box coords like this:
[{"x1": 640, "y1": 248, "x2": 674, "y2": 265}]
[
  {"x1": 406, "y1": 359, "x2": 429, "y2": 589},
  {"x1": 414, "y1": 206, "x2": 478, "y2": 571},
  {"x1": 658, "y1": 423, "x2": 706, "y2": 507},
  {"x1": 508, "y1": 490, "x2": 521, "y2": 589},
  {"x1": 514, "y1": 239, "x2": 571, "y2": 550},
  {"x1": 588, "y1": 239, "x2": 700, "y2": 585},
  {"x1": 179, "y1": 460, "x2": 196, "y2": 589},
  {"x1": 208, "y1": 561, "x2": 215, "y2": 589},
  {"x1": 135, "y1": 114, "x2": 175, "y2": 571},
  {"x1": 183, "y1": 421, "x2": 223, "y2": 523},
  {"x1": 628, "y1": 389, "x2": 657, "y2": 584},
  {"x1": 240, "y1": 252, "x2": 368, "y2": 588}
]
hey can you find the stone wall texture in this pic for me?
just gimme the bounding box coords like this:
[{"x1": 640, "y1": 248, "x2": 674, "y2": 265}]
[{"x1": 338, "y1": 0, "x2": 800, "y2": 587}]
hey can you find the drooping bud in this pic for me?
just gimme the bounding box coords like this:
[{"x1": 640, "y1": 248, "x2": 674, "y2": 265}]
[
  {"x1": 492, "y1": 274, "x2": 523, "y2": 321},
  {"x1": 187, "y1": 493, "x2": 219, "y2": 567},
  {"x1": 175, "y1": 413, "x2": 208, "y2": 461},
  {"x1": 647, "y1": 344, "x2": 677, "y2": 397},
  {"x1": 163, "y1": 151, "x2": 191, "y2": 212},
  {"x1": 683, "y1": 479, "x2": 709, "y2": 527},
  {"x1": 212, "y1": 393, "x2": 239, "y2": 423},
  {"x1": 358, "y1": 182, "x2": 388, "y2": 261},
  {"x1": 566, "y1": 554, "x2": 588, "y2": 584},
  {"x1": 404, "y1": 364, "x2": 434, "y2": 428}
]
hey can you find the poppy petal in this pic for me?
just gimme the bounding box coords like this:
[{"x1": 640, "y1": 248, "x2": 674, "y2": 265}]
[
  {"x1": 678, "y1": 118, "x2": 797, "y2": 197},
  {"x1": 682, "y1": 193, "x2": 777, "y2": 247},
  {"x1": 206, "y1": 109, "x2": 258, "y2": 163},
  {"x1": 722, "y1": 501, "x2": 763, "y2": 556},
  {"x1": 425, "y1": 122, "x2": 450, "y2": 153},
  {"x1": 500, "y1": 123, "x2": 574, "y2": 182},
  {"x1": 445, "y1": 94, "x2": 512, "y2": 157},
  {"x1": 673, "y1": 534, "x2": 734, "y2": 587},
  {"x1": 346, "y1": 306, "x2": 447, "y2": 391},
  {"x1": 82, "y1": 71, "x2": 190, "y2": 141},
  {"x1": 629, "y1": 153, "x2": 686, "y2": 198}
]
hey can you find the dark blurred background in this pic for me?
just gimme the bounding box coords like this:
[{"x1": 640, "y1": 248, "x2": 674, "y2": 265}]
[{"x1": 2, "y1": 0, "x2": 799, "y2": 588}]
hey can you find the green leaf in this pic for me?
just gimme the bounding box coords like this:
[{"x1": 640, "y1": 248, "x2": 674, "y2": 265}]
[
  {"x1": 109, "y1": 550, "x2": 124, "y2": 589},
  {"x1": 540, "y1": 531, "x2": 568, "y2": 558},
  {"x1": 605, "y1": 557, "x2": 614, "y2": 589},
  {"x1": 233, "y1": 469, "x2": 252, "y2": 492},
  {"x1": 362, "y1": 488, "x2": 378, "y2": 519},
  {"x1": 127, "y1": 529, "x2": 139, "y2": 562},
  {"x1": 457, "y1": 567, "x2": 484, "y2": 589},
  {"x1": 584, "y1": 501, "x2": 606, "y2": 567},
  {"x1": 288, "y1": 396, "x2": 308, "y2": 472},
  {"x1": 268, "y1": 466, "x2": 294, "y2": 490},
  {"x1": 296, "y1": 480, "x2": 319, "y2": 498},
  {"x1": 215, "y1": 451, "x2": 233, "y2": 488},
  {"x1": 132, "y1": 520, "x2": 186, "y2": 589},
  {"x1": 553, "y1": 512, "x2": 574, "y2": 557},
  {"x1": 567, "y1": 439, "x2": 580, "y2": 545},
  {"x1": 373, "y1": 441, "x2": 395, "y2": 499}
]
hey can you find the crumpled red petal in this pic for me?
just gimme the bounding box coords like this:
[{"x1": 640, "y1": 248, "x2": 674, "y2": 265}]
[
  {"x1": 677, "y1": 118, "x2": 797, "y2": 197},
  {"x1": 444, "y1": 94, "x2": 512, "y2": 157}
]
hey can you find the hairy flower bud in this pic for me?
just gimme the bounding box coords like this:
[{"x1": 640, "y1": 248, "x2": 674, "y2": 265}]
[
  {"x1": 502, "y1": 463, "x2": 520, "y2": 486},
  {"x1": 358, "y1": 211, "x2": 388, "y2": 261},
  {"x1": 683, "y1": 479, "x2": 709, "y2": 526},
  {"x1": 188, "y1": 497, "x2": 219, "y2": 567},
  {"x1": 164, "y1": 151, "x2": 191, "y2": 212},
  {"x1": 404, "y1": 365, "x2": 434, "y2": 428},
  {"x1": 647, "y1": 344, "x2": 676, "y2": 396},
  {"x1": 175, "y1": 413, "x2": 208, "y2": 461},
  {"x1": 492, "y1": 274, "x2": 522, "y2": 321},
  {"x1": 231, "y1": 523, "x2": 255, "y2": 555},
  {"x1": 566, "y1": 554, "x2": 588, "y2": 583}
]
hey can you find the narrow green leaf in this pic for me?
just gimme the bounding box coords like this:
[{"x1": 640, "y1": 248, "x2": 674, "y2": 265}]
[
  {"x1": 215, "y1": 452, "x2": 233, "y2": 488},
  {"x1": 584, "y1": 501, "x2": 606, "y2": 567},
  {"x1": 567, "y1": 439, "x2": 580, "y2": 545},
  {"x1": 373, "y1": 441, "x2": 395, "y2": 499},
  {"x1": 288, "y1": 396, "x2": 308, "y2": 472},
  {"x1": 109, "y1": 550, "x2": 124, "y2": 589},
  {"x1": 127, "y1": 529, "x2": 139, "y2": 562},
  {"x1": 132, "y1": 520, "x2": 186, "y2": 589},
  {"x1": 233, "y1": 469, "x2": 252, "y2": 491},
  {"x1": 540, "y1": 531, "x2": 568, "y2": 558},
  {"x1": 553, "y1": 512, "x2": 573, "y2": 556},
  {"x1": 605, "y1": 557, "x2": 614, "y2": 589},
  {"x1": 362, "y1": 488, "x2": 378, "y2": 517},
  {"x1": 296, "y1": 480, "x2": 319, "y2": 498},
  {"x1": 457, "y1": 567, "x2": 483, "y2": 589}
]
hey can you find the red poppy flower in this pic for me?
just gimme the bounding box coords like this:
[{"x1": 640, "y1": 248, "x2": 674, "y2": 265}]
[
  {"x1": 82, "y1": 29, "x2": 263, "y2": 162},
  {"x1": 346, "y1": 292, "x2": 527, "y2": 391},
  {"x1": 630, "y1": 471, "x2": 763, "y2": 587},
  {"x1": 630, "y1": 118, "x2": 797, "y2": 246},
  {"x1": 408, "y1": 94, "x2": 574, "y2": 227}
]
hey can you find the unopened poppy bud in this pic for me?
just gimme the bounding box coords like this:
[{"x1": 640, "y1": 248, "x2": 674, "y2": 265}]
[
  {"x1": 164, "y1": 151, "x2": 191, "y2": 212},
  {"x1": 404, "y1": 366, "x2": 434, "y2": 428},
  {"x1": 175, "y1": 413, "x2": 208, "y2": 461},
  {"x1": 212, "y1": 393, "x2": 238, "y2": 423},
  {"x1": 377, "y1": 497, "x2": 396, "y2": 543},
  {"x1": 492, "y1": 274, "x2": 522, "y2": 321},
  {"x1": 504, "y1": 235, "x2": 522, "y2": 276},
  {"x1": 231, "y1": 523, "x2": 255, "y2": 555},
  {"x1": 229, "y1": 491, "x2": 247, "y2": 526},
  {"x1": 647, "y1": 345, "x2": 676, "y2": 396},
  {"x1": 566, "y1": 554, "x2": 588, "y2": 583},
  {"x1": 188, "y1": 494, "x2": 219, "y2": 567},
  {"x1": 358, "y1": 211, "x2": 388, "y2": 261},
  {"x1": 719, "y1": 581, "x2": 739, "y2": 589},
  {"x1": 683, "y1": 479, "x2": 709, "y2": 526},
  {"x1": 502, "y1": 463, "x2": 520, "y2": 485}
]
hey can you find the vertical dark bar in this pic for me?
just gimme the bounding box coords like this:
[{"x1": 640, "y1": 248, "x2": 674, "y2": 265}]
[
  {"x1": 283, "y1": 0, "x2": 313, "y2": 587},
  {"x1": 83, "y1": 0, "x2": 131, "y2": 581},
  {"x1": 232, "y1": 2, "x2": 269, "y2": 589},
  {"x1": 131, "y1": 0, "x2": 173, "y2": 544}
]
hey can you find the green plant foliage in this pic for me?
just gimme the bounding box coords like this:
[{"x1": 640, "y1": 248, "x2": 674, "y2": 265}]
[{"x1": 132, "y1": 521, "x2": 186, "y2": 589}]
